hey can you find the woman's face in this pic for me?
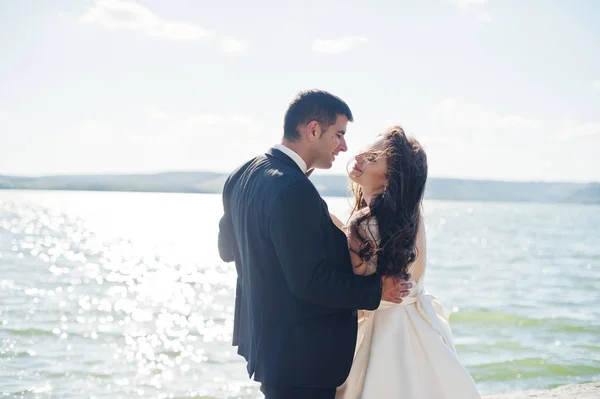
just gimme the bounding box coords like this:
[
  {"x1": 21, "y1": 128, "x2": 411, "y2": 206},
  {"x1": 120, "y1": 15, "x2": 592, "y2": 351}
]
[{"x1": 349, "y1": 138, "x2": 389, "y2": 193}]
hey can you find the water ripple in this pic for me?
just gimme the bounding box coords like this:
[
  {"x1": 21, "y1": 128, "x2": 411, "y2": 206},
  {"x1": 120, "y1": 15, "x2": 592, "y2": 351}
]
[{"x1": 0, "y1": 191, "x2": 598, "y2": 398}]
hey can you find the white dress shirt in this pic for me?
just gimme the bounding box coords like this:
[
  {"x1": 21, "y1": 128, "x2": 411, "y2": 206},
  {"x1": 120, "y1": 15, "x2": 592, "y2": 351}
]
[{"x1": 273, "y1": 144, "x2": 308, "y2": 174}]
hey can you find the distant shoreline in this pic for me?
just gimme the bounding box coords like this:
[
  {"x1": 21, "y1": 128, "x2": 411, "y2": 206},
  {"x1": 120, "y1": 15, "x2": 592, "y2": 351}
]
[
  {"x1": 1, "y1": 187, "x2": 599, "y2": 207},
  {"x1": 1, "y1": 172, "x2": 599, "y2": 204}
]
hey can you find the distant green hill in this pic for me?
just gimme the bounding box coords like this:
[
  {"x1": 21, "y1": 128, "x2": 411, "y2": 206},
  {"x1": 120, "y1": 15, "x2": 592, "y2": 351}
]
[{"x1": 0, "y1": 172, "x2": 598, "y2": 205}]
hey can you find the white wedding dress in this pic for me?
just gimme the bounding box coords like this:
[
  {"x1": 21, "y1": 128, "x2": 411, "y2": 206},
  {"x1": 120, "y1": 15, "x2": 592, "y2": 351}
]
[{"x1": 336, "y1": 216, "x2": 481, "y2": 399}]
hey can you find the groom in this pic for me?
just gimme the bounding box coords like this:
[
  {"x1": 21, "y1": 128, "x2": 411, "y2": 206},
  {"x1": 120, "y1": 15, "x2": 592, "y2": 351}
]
[{"x1": 218, "y1": 89, "x2": 412, "y2": 399}]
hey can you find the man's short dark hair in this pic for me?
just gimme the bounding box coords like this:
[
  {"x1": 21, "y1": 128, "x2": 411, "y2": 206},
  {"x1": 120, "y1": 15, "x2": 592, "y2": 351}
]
[{"x1": 283, "y1": 89, "x2": 354, "y2": 141}]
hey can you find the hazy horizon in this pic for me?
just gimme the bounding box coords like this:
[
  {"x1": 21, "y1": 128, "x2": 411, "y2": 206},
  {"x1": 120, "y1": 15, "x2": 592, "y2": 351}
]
[
  {"x1": 2, "y1": 168, "x2": 599, "y2": 185},
  {"x1": 2, "y1": 1, "x2": 599, "y2": 182}
]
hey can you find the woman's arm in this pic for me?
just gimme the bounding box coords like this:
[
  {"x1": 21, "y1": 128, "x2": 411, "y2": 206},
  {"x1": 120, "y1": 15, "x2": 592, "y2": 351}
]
[
  {"x1": 408, "y1": 214, "x2": 427, "y2": 283},
  {"x1": 329, "y1": 213, "x2": 375, "y2": 276},
  {"x1": 347, "y1": 224, "x2": 373, "y2": 276}
]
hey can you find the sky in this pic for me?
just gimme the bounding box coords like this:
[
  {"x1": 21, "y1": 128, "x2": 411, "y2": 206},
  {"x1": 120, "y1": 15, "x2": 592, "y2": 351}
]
[{"x1": 1, "y1": 0, "x2": 599, "y2": 182}]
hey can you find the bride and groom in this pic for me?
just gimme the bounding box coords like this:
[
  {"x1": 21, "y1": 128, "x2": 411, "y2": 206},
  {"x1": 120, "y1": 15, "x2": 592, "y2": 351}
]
[{"x1": 218, "y1": 90, "x2": 481, "y2": 399}]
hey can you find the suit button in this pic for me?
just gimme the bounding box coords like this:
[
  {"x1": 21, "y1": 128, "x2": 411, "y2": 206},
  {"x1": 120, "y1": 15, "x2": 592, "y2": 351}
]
[{"x1": 352, "y1": 310, "x2": 357, "y2": 316}]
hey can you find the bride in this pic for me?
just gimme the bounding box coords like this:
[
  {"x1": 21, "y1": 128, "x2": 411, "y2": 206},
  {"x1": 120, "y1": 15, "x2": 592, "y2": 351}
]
[{"x1": 330, "y1": 126, "x2": 481, "y2": 399}]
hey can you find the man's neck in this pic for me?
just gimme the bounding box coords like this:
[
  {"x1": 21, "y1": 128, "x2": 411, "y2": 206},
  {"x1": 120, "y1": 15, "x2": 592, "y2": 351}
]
[{"x1": 280, "y1": 140, "x2": 313, "y2": 171}]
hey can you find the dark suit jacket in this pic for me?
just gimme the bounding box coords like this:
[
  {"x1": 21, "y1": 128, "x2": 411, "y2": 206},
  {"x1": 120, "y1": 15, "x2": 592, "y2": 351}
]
[{"x1": 218, "y1": 148, "x2": 382, "y2": 388}]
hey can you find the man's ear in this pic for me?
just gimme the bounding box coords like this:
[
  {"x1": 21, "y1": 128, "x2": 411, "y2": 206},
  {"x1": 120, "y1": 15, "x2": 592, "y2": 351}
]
[{"x1": 306, "y1": 120, "x2": 321, "y2": 143}]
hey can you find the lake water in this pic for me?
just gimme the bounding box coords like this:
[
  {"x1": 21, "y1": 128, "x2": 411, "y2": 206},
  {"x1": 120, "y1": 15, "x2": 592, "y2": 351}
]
[{"x1": 0, "y1": 190, "x2": 598, "y2": 398}]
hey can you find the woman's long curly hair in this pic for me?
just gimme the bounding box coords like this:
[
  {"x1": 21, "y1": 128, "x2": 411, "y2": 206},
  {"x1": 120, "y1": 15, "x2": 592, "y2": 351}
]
[{"x1": 349, "y1": 126, "x2": 428, "y2": 277}]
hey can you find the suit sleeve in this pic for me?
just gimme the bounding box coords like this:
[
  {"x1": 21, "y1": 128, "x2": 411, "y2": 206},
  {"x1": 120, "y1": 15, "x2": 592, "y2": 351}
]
[
  {"x1": 269, "y1": 181, "x2": 382, "y2": 310},
  {"x1": 217, "y1": 177, "x2": 242, "y2": 346},
  {"x1": 218, "y1": 180, "x2": 236, "y2": 263}
]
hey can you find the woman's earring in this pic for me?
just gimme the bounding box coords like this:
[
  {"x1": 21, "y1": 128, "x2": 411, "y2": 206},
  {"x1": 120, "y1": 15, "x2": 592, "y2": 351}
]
[{"x1": 381, "y1": 186, "x2": 388, "y2": 199}]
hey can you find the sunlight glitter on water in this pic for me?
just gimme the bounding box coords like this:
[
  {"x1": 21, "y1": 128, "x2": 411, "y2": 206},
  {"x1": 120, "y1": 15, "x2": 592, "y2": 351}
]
[
  {"x1": 0, "y1": 191, "x2": 250, "y2": 398},
  {"x1": 0, "y1": 190, "x2": 598, "y2": 398}
]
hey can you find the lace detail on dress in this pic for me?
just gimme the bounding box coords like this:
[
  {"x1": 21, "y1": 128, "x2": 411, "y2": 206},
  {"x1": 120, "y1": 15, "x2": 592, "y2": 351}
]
[{"x1": 348, "y1": 214, "x2": 381, "y2": 276}]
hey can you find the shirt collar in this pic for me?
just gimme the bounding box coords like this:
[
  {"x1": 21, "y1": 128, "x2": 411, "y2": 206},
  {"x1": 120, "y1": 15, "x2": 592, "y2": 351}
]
[{"x1": 273, "y1": 144, "x2": 308, "y2": 174}]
